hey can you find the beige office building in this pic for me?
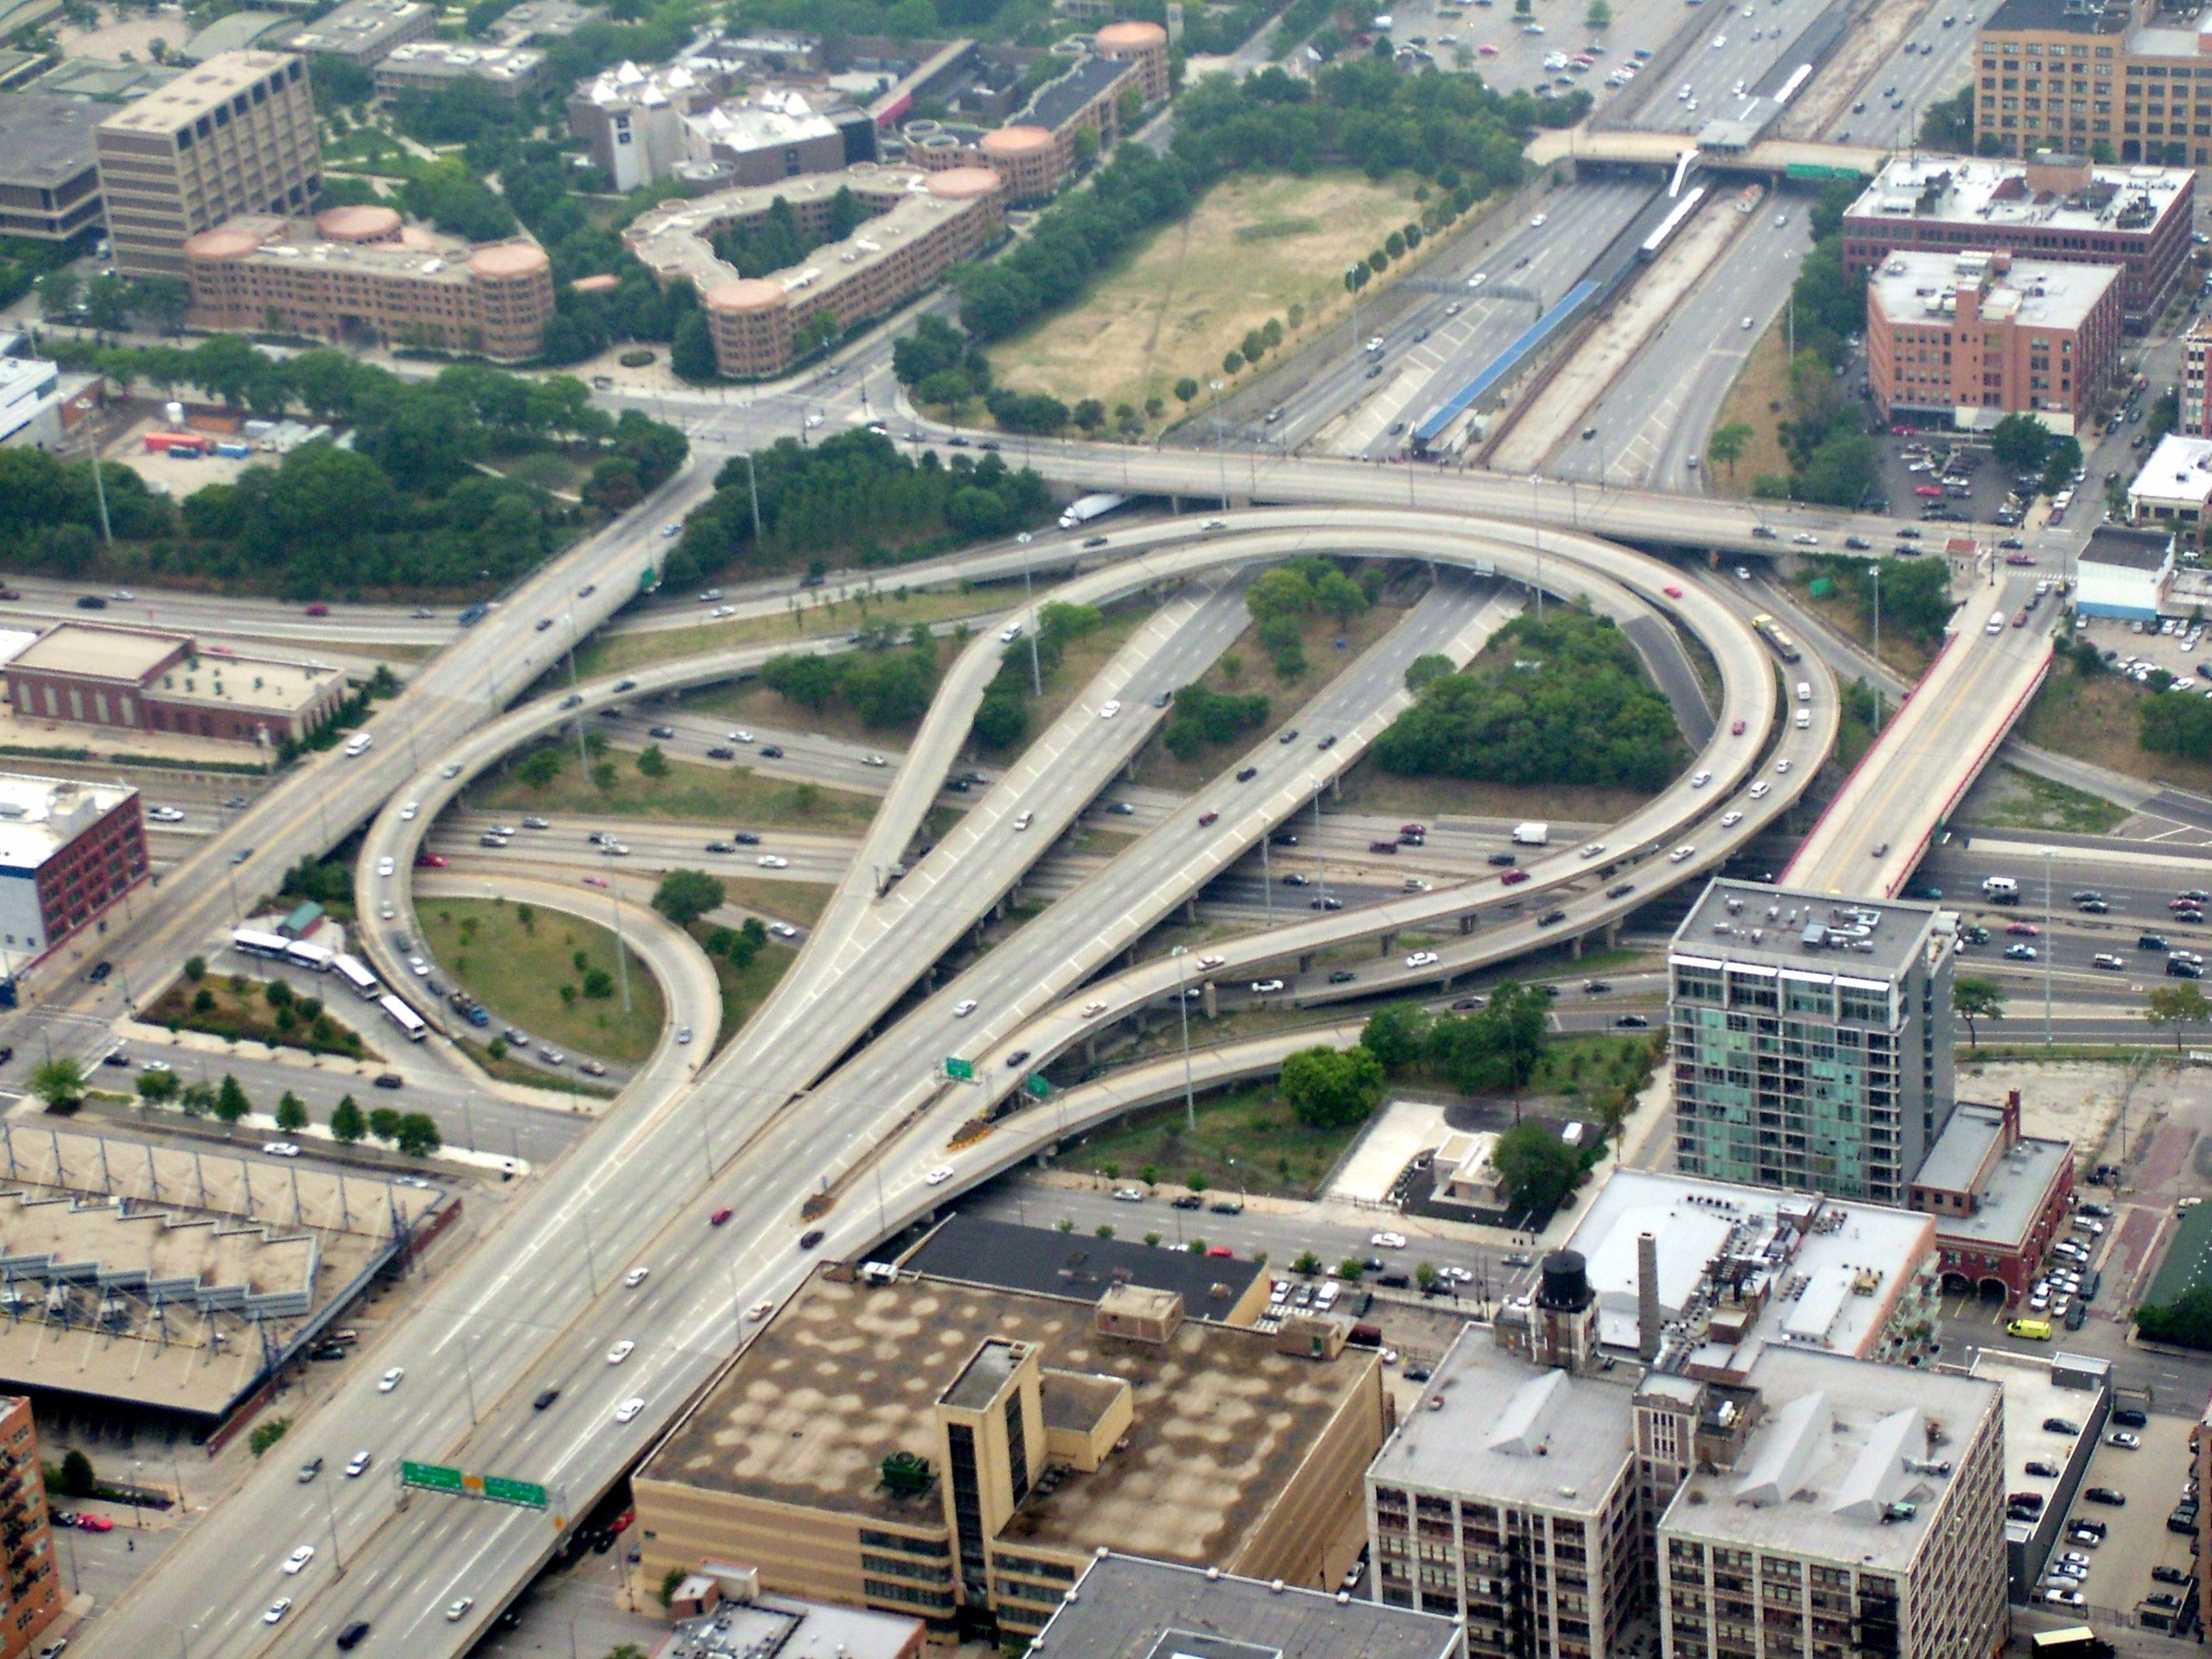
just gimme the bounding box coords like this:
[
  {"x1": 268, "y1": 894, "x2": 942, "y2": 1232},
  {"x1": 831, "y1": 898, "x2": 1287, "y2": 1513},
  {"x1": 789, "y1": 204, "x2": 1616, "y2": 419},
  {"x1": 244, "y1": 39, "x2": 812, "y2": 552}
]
[
  {"x1": 631, "y1": 1265, "x2": 1386, "y2": 1643},
  {"x1": 94, "y1": 51, "x2": 321, "y2": 276}
]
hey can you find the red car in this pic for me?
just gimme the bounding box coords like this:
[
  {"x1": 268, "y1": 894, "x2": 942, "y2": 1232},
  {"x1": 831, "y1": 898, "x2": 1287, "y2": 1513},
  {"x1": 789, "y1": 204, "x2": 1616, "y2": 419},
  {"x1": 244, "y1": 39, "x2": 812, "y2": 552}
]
[
  {"x1": 2005, "y1": 552, "x2": 2036, "y2": 566},
  {"x1": 2005, "y1": 921, "x2": 2040, "y2": 937},
  {"x1": 77, "y1": 1514, "x2": 113, "y2": 1533},
  {"x1": 1500, "y1": 869, "x2": 1530, "y2": 886},
  {"x1": 582, "y1": 875, "x2": 609, "y2": 889},
  {"x1": 1730, "y1": 718, "x2": 1746, "y2": 736},
  {"x1": 1915, "y1": 484, "x2": 1944, "y2": 498},
  {"x1": 1663, "y1": 584, "x2": 1684, "y2": 599},
  {"x1": 711, "y1": 1206, "x2": 733, "y2": 1226},
  {"x1": 1205, "y1": 1244, "x2": 1233, "y2": 1258},
  {"x1": 304, "y1": 602, "x2": 329, "y2": 616},
  {"x1": 414, "y1": 852, "x2": 447, "y2": 869},
  {"x1": 1197, "y1": 809, "x2": 1219, "y2": 827}
]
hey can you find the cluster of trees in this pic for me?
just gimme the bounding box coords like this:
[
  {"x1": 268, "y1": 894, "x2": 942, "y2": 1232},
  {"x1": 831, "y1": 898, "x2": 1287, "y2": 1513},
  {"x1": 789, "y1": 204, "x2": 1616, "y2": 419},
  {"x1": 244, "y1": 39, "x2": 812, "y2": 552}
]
[
  {"x1": 893, "y1": 315, "x2": 999, "y2": 413},
  {"x1": 128, "y1": 1063, "x2": 444, "y2": 1155},
  {"x1": 654, "y1": 868, "x2": 727, "y2": 927},
  {"x1": 1280, "y1": 1042, "x2": 1386, "y2": 1129},
  {"x1": 704, "y1": 915, "x2": 772, "y2": 971},
  {"x1": 1373, "y1": 607, "x2": 1682, "y2": 791},
  {"x1": 1363, "y1": 986, "x2": 1553, "y2": 1101},
  {"x1": 760, "y1": 626, "x2": 943, "y2": 728},
  {"x1": 2141, "y1": 686, "x2": 2212, "y2": 763},
  {"x1": 1747, "y1": 180, "x2": 1881, "y2": 507},
  {"x1": 1989, "y1": 412, "x2": 2086, "y2": 500},
  {"x1": 2137, "y1": 1285, "x2": 2212, "y2": 1350},
  {"x1": 169, "y1": 958, "x2": 366, "y2": 1056},
  {"x1": 1247, "y1": 558, "x2": 1372, "y2": 676},
  {"x1": 669, "y1": 430, "x2": 1052, "y2": 587},
  {"x1": 400, "y1": 158, "x2": 519, "y2": 244},
  {"x1": 36, "y1": 267, "x2": 191, "y2": 338},
  {"x1": 1802, "y1": 555, "x2": 1959, "y2": 651},
  {"x1": 1165, "y1": 683, "x2": 1271, "y2": 760},
  {"x1": 15, "y1": 343, "x2": 683, "y2": 596},
  {"x1": 975, "y1": 601, "x2": 1104, "y2": 749},
  {"x1": 1918, "y1": 86, "x2": 1975, "y2": 151}
]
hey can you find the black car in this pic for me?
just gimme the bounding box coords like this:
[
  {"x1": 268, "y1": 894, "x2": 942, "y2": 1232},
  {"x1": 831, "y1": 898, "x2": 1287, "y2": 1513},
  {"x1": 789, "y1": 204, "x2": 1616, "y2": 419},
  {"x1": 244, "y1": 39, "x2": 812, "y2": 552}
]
[
  {"x1": 1584, "y1": 980, "x2": 1611, "y2": 994},
  {"x1": 1004, "y1": 1049, "x2": 1030, "y2": 1068},
  {"x1": 2025, "y1": 1461, "x2": 2063, "y2": 1479},
  {"x1": 1615, "y1": 1014, "x2": 1650, "y2": 1028},
  {"x1": 1316, "y1": 735, "x2": 1337, "y2": 750},
  {"x1": 1282, "y1": 873, "x2": 1309, "y2": 888},
  {"x1": 2071, "y1": 1518, "x2": 2106, "y2": 1539},
  {"x1": 2078, "y1": 898, "x2": 2109, "y2": 913},
  {"x1": 2043, "y1": 1417, "x2": 2080, "y2": 1435},
  {"x1": 1313, "y1": 896, "x2": 1344, "y2": 910},
  {"x1": 613, "y1": 679, "x2": 637, "y2": 692},
  {"x1": 2084, "y1": 1487, "x2": 2127, "y2": 1506},
  {"x1": 560, "y1": 694, "x2": 583, "y2": 710},
  {"x1": 373, "y1": 1073, "x2": 405, "y2": 1090},
  {"x1": 706, "y1": 841, "x2": 736, "y2": 854},
  {"x1": 734, "y1": 832, "x2": 761, "y2": 845},
  {"x1": 533, "y1": 1388, "x2": 561, "y2": 1410},
  {"x1": 1895, "y1": 527, "x2": 1922, "y2": 539},
  {"x1": 87, "y1": 961, "x2": 111, "y2": 983},
  {"x1": 1082, "y1": 536, "x2": 1108, "y2": 548},
  {"x1": 74, "y1": 595, "x2": 106, "y2": 610},
  {"x1": 338, "y1": 1622, "x2": 373, "y2": 1651},
  {"x1": 1278, "y1": 729, "x2": 1300, "y2": 745},
  {"x1": 1538, "y1": 909, "x2": 1567, "y2": 926},
  {"x1": 1606, "y1": 882, "x2": 1636, "y2": 899},
  {"x1": 2114, "y1": 1406, "x2": 2149, "y2": 1428},
  {"x1": 799, "y1": 1229, "x2": 825, "y2": 1250},
  {"x1": 1209, "y1": 1199, "x2": 1243, "y2": 1215},
  {"x1": 1328, "y1": 969, "x2": 1357, "y2": 983},
  {"x1": 706, "y1": 746, "x2": 735, "y2": 760},
  {"x1": 1844, "y1": 536, "x2": 1871, "y2": 550},
  {"x1": 1171, "y1": 1195, "x2": 1204, "y2": 1210},
  {"x1": 2155, "y1": 1567, "x2": 2192, "y2": 1586},
  {"x1": 1487, "y1": 852, "x2": 1517, "y2": 867},
  {"x1": 1271, "y1": 833, "x2": 1299, "y2": 846},
  {"x1": 1236, "y1": 767, "x2": 1258, "y2": 782},
  {"x1": 760, "y1": 746, "x2": 784, "y2": 759}
]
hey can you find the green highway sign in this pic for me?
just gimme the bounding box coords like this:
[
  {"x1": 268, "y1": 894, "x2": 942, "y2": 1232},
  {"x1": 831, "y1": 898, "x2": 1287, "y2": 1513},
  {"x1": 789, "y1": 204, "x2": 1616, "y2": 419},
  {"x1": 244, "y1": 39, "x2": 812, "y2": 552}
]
[
  {"x1": 402, "y1": 1461, "x2": 464, "y2": 1493},
  {"x1": 944, "y1": 1057, "x2": 975, "y2": 1082},
  {"x1": 1024, "y1": 1073, "x2": 1052, "y2": 1100},
  {"x1": 482, "y1": 1476, "x2": 549, "y2": 1509}
]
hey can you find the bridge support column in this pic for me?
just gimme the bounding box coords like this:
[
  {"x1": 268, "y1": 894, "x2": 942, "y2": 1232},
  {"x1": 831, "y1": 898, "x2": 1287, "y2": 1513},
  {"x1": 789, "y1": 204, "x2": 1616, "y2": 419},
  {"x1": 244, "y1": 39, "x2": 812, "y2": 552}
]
[
  {"x1": 1571, "y1": 933, "x2": 1584, "y2": 960},
  {"x1": 1330, "y1": 774, "x2": 1342, "y2": 802},
  {"x1": 1606, "y1": 921, "x2": 1621, "y2": 950},
  {"x1": 1378, "y1": 933, "x2": 1395, "y2": 958},
  {"x1": 1299, "y1": 953, "x2": 1315, "y2": 973},
  {"x1": 1460, "y1": 913, "x2": 1479, "y2": 935},
  {"x1": 1184, "y1": 899, "x2": 1198, "y2": 925},
  {"x1": 1202, "y1": 982, "x2": 1218, "y2": 1019},
  {"x1": 1083, "y1": 1039, "x2": 1097, "y2": 1066}
]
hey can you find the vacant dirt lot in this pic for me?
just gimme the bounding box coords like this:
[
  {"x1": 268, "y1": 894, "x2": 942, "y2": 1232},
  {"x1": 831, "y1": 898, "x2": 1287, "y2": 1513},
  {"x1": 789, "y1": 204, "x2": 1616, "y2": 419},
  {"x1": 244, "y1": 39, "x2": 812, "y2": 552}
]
[{"x1": 991, "y1": 170, "x2": 1437, "y2": 426}]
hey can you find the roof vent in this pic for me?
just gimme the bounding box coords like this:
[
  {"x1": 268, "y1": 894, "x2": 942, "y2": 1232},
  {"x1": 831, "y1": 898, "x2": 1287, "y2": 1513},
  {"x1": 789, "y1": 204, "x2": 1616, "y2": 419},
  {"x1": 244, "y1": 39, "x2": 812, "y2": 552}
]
[
  {"x1": 1270, "y1": 1580, "x2": 1285, "y2": 1594},
  {"x1": 1205, "y1": 1567, "x2": 1221, "y2": 1581}
]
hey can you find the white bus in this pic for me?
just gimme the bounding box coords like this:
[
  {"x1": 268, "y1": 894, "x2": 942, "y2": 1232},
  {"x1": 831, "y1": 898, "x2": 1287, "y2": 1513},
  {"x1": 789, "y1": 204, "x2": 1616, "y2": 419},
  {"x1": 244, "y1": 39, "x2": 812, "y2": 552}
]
[
  {"x1": 332, "y1": 955, "x2": 381, "y2": 1000},
  {"x1": 284, "y1": 941, "x2": 334, "y2": 973},
  {"x1": 377, "y1": 993, "x2": 427, "y2": 1042},
  {"x1": 231, "y1": 928, "x2": 292, "y2": 962}
]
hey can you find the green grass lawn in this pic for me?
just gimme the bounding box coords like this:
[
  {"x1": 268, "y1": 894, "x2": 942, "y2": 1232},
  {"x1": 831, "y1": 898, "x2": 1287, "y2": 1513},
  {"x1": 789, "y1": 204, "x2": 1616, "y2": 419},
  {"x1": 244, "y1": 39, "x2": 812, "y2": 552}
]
[
  {"x1": 579, "y1": 587, "x2": 1002, "y2": 678},
  {"x1": 471, "y1": 748, "x2": 882, "y2": 833},
  {"x1": 1971, "y1": 766, "x2": 2130, "y2": 835},
  {"x1": 419, "y1": 896, "x2": 666, "y2": 1064},
  {"x1": 687, "y1": 924, "x2": 798, "y2": 1053},
  {"x1": 1062, "y1": 1081, "x2": 1360, "y2": 1200}
]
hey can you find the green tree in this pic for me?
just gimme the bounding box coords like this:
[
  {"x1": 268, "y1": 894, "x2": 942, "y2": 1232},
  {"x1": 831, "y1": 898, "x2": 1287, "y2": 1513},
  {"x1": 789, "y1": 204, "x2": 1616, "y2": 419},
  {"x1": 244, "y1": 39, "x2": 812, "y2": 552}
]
[
  {"x1": 34, "y1": 270, "x2": 78, "y2": 322},
  {"x1": 1279, "y1": 1043, "x2": 1386, "y2": 1129},
  {"x1": 2146, "y1": 981, "x2": 2212, "y2": 1049},
  {"x1": 275, "y1": 1090, "x2": 309, "y2": 1133},
  {"x1": 1493, "y1": 1120, "x2": 1584, "y2": 1212},
  {"x1": 2137, "y1": 1283, "x2": 2212, "y2": 1350},
  {"x1": 56, "y1": 1450, "x2": 94, "y2": 1496},
  {"x1": 671, "y1": 312, "x2": 720, "y2": 384},
  {"x1": 637, "y1": 743, "x2": 669, "y2": 779},
  {"x1": 27, "y1": 1058, "x2": 83, "y2": 1114},
  {"x1": 1361, "y1": 1003, "x2": 1431, "y2": 1073},
  {"x1": 1585, "y1": 0, "x2": 1611, "y2": 23},
  {"x1": 654, "y1": 868, "x2": 725, "y2": 926},
  {"x1": 247, "y1": 1419, "x2": 290, "y2": 1459},
  {"x1": 517, "y1": 748, "x2": 563, "y2": 790},
  {"x1": 1439, "y1": 982, "x2": 1552, "y2": 1104},
  {"x1": 1175, "y1": 377, "x2": 1199, "y2": 403},
  {"x1": 1918, "y1": 85, "x2": 1975, "y2": 150},
  {"x1": 1989, "y1": 412, "x2": 2050, "y2": 474},
  {"x1": 368, "y1": 1107, "x2": 403, "y2": 1144},
  {"x1": 214, "y1": 1073, "x2": 251, "y2": 1124},
  {"x1": 183, "y1": 955, "x2": 207, "y2": 982},
  {"x1": 395, "y1": 1112, "x2": 443, "y2": 1156},
  {"x1": 136, "y1": 1069, "x2": 179, "y2": 1104},
  {"x1": 1953, "y1": 976, "x2": 2006, "y2": 1049},
  {"x1": 134, "y1": 275, "x2": 192, "y2": 337},
  {"x1": 1706, "y1": 421, "x2": 1753, "y2": 479},
  {"x1": 329, "y1": 1094, "x2": 367, "y2": 1144}
]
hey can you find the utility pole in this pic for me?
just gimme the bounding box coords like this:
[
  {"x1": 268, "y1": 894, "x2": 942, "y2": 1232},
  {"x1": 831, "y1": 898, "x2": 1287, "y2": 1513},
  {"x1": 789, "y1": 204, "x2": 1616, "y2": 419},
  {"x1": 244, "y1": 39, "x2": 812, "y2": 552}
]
[
  {"x1": 1866, "y1": 562, "x2": 1883, "y2": 736},
  {"x1": 1022, "y1": 562, "x2": 1042, "y2": 696},
  {"x1": 741, "y1": 449, "x2": 762, "y2": 545},
  {"x1": 609, "y1": 891, "x2": 632, "y2": 1013},
  {"x1": 2043, "y1": 847, "x2": 2054, "y2": 1047},
  {"x1": 1171, "y1": 947, "x2": 1195, "y2": 1131},
  {"x1": 89, "y1": 449, "x2": 112, "y2": 548}
]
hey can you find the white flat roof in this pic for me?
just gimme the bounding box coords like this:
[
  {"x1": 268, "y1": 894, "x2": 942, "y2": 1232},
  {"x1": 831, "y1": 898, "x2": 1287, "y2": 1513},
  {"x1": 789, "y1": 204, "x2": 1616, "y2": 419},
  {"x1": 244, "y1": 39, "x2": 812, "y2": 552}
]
[
  {"x1": 2130, "y1": 432, "x2": 2212, "y2": 509},
  {"x1": 0, "y1": 774, "x2": 134, "y2": 875},
  {"x1": 1870, "y1": 249, "x2": 2118, "y2": 333}
]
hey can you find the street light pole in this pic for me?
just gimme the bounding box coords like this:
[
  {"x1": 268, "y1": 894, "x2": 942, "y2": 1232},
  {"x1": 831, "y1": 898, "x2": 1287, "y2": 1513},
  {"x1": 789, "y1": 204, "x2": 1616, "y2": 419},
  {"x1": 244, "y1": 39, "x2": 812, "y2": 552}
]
[
  {"x1": 1866, "y1": 562, "x2": 1883, "y2": 736},
  {"x1": 2043, "y1": 847, "x2": 2054, "y2": 1047},
  {"x1": 1022, "y1": 562, "x2": 1042, "y2": 697},
  {"x1": 322, "y1": 1466, "x2": 347, "y2": 1576},
  {"x1": 1171, "y1": 946, "x2": 1195, "y2": 1132}
]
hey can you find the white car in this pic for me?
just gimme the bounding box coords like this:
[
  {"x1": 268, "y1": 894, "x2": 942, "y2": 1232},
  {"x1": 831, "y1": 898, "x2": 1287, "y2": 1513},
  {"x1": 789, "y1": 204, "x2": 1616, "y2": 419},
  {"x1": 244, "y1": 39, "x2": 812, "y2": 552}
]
[
  {"x1": 445, "y1": 1598, "x2": 475, "y2": 1622},
  {"x1": 409, "y1": 956, "x2": 430, "y2": 977},
  {"x1": 1668, "y1": 844, "x2": 1696, "y2": 863},
  {"x1": 378, "y1": 1368, "x2": 404, "y2": 1393},
  {"x1": 1098, "y1": 701, "x2": 1122, "y2": 719},
  {"x1": 1012, "y1": 811, "x2": 1034, "y2": 833},
  {"x1": 768, "y1": 922, "x2": 799, "y2": 940},
  {"x1": 953, "y1": 999, "x2": 979, "y2": 1017},
  {"x1": 615, "y1": 1396, "x2": 646, "y2": 1423},
  {"x1": 1250, "y1": 979, "x2": 1285, "y2": 993},
  {"x1": 1112, "y1": 1187, "x2": 1146, "y2": 1202},
  {"x1": 377, "y1": 857, "x2": 395, "y2": 877},
  {"x1": 925, "y1": 1166, "x2": 955, "y2": 1186},
  {"x1": 1082, "y1": 1000, "x2": 1108, "y2": 1017},
  {"x1": 283, "y1": 1546, "x2": 316, "y2": 1574},
  {"x1": 729, "y1": 730, "x2": 754, "y2": 744},
  {"x1": 1710, "y1": 33, "x2": 1727, "y2": 45},
  {"x1": 1690, "y1": 770, "x2": 1711, "y2": 788},
  {"x1": 148, "y1": 805, "x2": 186, "y2": 823},
  {"x1": 1198, "y1": 953, "x2": 1226, "y2": 970},
  {"x1": 1791, "y1": 533, "x2": 1817, "y2": 547},
  {"x1": 713, "y1": 606, "x2": 736, "y2": 618},
  {"x1": 344, "y1": 1451, "x2": 373, "y2": 1478},
  {"x1": 1404, "y1": 951, "x2": 1440, "y2": 969},
  {"x1": 746, "y1": 1299, "x2": 776, "y2": 1321},
  {"x1": 1529, "y1": 213, "x2": 1548, "y2": 228},
  {"x1": 1580, "y1": 842, "x2": 1605, "y2": 858},
  {"x1": 264, "y1": 1600, "x2": 293, "y2": 1625},
  {"x1": 1371, "y1": 1231, "x2": 1408, "y2": 1249},
  {"x1": 624, "y1": 1268, "x2": 650, "y2": 1289},
  {"x1": 1720, "y1": 810, "x2": 1743, "y2": 827},
  {"x1": 757, "y1": 855, "x2": 790, "y2": 869},
  {"x1": 399, "y1": 801, "x2": 419, "y2": 822},
  {"x1": 607, "y1": 1340, "x2": 635, "y2": 1365},
  {"x1": 1775, "y1": 758, "x2": 1793, "y2": 774},
  {"x1": 861, "y1": 753, "x2": 888, "y2": 767},
  {"x1": 1468, "y1": 272, "x2": 1488, "y2": 288},
  {"x1": 1748, "y1": 781, "x2": 1771, "y2": 798},
  {"x1": 261, "y1": 1142, "x2": 301, "y2": 1158},
  {"x1": 381, "y1": 903, "x2": 396, "y2": 920}
]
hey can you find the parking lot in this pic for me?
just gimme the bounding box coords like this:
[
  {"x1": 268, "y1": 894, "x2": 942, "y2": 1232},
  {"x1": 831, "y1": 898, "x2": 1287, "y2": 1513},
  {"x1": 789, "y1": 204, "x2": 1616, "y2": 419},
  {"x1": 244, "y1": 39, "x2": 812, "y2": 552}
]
[
  {"x1": 2047, "y1": 1408, "x2": 2198, "y2": 1626},
  {"x1": 2072, "y1": 611, "x2": 2212, "y2": 692}
]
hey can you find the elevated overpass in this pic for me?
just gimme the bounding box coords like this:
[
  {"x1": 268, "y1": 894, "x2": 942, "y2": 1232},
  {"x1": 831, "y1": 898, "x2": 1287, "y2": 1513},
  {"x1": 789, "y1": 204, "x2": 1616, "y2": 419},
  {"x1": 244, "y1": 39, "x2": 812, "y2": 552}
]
[
  {"x1": 1784, "y1": 578, "x2": 2055, "y2": 899},
  {"x1": 1525, "y1": 127, "x2": 1891, "y2": 180}
]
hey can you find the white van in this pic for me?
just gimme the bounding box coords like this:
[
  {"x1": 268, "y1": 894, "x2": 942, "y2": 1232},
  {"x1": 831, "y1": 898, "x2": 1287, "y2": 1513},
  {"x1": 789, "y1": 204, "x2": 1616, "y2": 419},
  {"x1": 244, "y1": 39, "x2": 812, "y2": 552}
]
[
  {"x1": 343, "y1": 732, "x2": 373, "y2": 758},
  {"x1": 1794, "y1": 708, "x2": 1810, "y2": 729},
  {"x1": 999, "y1": 621, "x2": 1023, "y2": 643},
  {"x1": 1986, "y1": 612, "x2": 2005, "y2": 635},
  {"x1": 1794, "y1": 680, "x2": 1811, "y2": 703}
]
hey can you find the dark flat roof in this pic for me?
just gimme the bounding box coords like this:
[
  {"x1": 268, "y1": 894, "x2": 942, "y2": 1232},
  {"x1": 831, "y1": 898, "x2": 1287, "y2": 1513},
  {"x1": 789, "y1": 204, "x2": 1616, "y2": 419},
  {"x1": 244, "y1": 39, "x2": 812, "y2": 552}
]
[
  {"x1": 1983, "y1": 0, "x2": 2127, "y2": 34},
  {"x1": 900, "y1": 1212, "x2": 1263, "y2": 1316},
  {"x1": 1033, "y1": 1553, "x2": 1464, "y2": 1659},
  {"x1": 0, "y1": 94, "x2": 107, "y2": 188},
  {"x1": 2083, "y1": 524, "x2": 2172, "y2": 570},
  {"x1": 1022, "y1": 54, "x2": 1131, "y2": 134}
]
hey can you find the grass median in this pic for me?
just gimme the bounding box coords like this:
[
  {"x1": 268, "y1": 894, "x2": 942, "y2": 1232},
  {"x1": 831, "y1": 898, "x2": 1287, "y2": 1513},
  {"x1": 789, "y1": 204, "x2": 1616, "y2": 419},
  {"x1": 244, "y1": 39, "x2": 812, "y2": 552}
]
[{"x1": 420, "y1": 896, "x2": 666, "y2": 1065}]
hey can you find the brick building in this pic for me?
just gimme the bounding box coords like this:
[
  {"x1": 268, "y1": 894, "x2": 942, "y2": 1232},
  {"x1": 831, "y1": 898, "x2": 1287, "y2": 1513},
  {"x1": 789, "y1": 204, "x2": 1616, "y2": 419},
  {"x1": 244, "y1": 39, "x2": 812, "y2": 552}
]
[
  {"x1": 1841, "y1": 153, "x2": 2193, "y2": 330},
  {"x1": 1974, "y1": 0, "x2": 2212, "y2": 165},
  {"x1": 183, "y1": 206, "x2": 555, "y2": 361},
  {"x1": 1866, "y1": 248, "x2": 2122, "y2": 434},
  {"x1": 625, "y1": 163, "x2": 1002, "y2": 380},
  {"x1": 93, "y1": 51, "x2": 322, "y2": 277},
  {"x1": 1909, "y1": 1093, "x2": 2075, "y2": 1305},
  {"x1": 7, "y1": 623, "x2": 346, "y2": 746},
  {"x1": 0, "y1": 774, "x2": 147, "y2": 970},
  {"x1": 0, "y1": 1396, "x2": 60, "y2": 1659}
]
